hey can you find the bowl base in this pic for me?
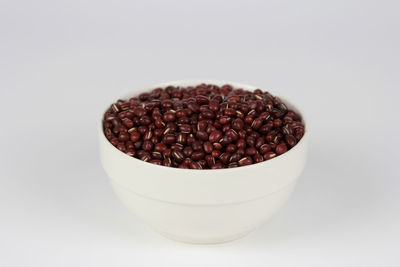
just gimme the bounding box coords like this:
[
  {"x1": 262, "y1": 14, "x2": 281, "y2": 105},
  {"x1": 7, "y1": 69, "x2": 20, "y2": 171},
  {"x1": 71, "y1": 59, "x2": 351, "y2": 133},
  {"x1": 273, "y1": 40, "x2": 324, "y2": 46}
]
[{"x1": 152, "y1": 227, "x2": 253, "y2": 244}]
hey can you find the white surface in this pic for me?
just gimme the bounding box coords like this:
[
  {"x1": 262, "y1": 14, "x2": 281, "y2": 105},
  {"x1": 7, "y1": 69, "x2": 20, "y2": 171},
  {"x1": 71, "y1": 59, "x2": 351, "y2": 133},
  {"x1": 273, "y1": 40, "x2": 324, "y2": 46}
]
[
  {"x1": 99, "y1": 80, "x2": 308, "y2": 243},
  {"x1": 0, "y1": 0, "x2": 399, "y2": 266}
]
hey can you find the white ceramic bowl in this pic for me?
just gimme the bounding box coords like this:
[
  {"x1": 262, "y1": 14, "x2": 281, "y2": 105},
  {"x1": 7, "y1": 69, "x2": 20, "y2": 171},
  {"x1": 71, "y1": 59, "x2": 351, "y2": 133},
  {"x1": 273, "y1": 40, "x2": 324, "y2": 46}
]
[{"x1": 99, "y1": 80, "x2": 308, "y2": 244}]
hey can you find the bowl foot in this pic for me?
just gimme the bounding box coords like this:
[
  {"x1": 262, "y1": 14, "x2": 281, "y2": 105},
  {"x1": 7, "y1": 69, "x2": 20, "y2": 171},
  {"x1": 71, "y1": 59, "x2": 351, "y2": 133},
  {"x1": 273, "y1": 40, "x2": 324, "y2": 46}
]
[{"x1": 151, "y1": 227, "x2": 253, "y2": 244}]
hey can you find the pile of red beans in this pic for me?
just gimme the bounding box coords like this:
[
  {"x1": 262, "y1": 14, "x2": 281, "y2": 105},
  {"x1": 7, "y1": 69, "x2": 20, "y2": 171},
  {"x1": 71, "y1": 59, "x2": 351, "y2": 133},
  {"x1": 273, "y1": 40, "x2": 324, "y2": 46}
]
[{"x1": 103, "y1": 84, "x2": 305, "y2": 169}]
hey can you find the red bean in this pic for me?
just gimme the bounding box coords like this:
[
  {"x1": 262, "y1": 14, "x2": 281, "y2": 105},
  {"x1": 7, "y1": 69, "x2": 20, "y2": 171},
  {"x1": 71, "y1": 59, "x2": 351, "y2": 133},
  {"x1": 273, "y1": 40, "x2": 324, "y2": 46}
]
[
  {"x1": 179, "y1": 124, "x2": 191, "y2": 134},
  {"x1": 225, "y1": 129, "x2": 239, "y2": 141},
  {"x1": 196, "y1": 130, "x2": 208, "y2": 141},
  {"x1": 236, "y1": 139, "x2": 246, "y2": 149},
  {"x1": 285, "y1": 134, "x2": 297, "y2": 147},
  {"x1": 251, "y1": 118, "x2": 263, "y2": 130},
  {"x1": 226, "y1": 144, "x2": 237, "y2": 153},
  {"x1": 172, "y1": 150, "x2": 185, "y2": 163},
  {"x1": 170, "y1": 143, "x2": 184, "y2": 151},
  {"x1": 142, "y1": 141, "x2": 153, "y2": 151},
  {"x1": 253, "y1": 154, "x2": 264, "y2": 163},
  {"x1": 133, "y1": 107, "x2": 146, "y2": 117},
  {"x1": 255, "y1": 137, "x2": 264, "y2": 148},
  {"x1": 205, "y1": 157, "x2": 215, "y2": 168},
  {"x1": 224, "y1": 108, "x2": 236, "y2": 117},
  {"x1": 154, "y1": 143, "x2": 167, "y2": 152},
  {"x1": 209, "y1": 130, "x2": 222, "y2": 143},
  {"x1": 238, "y1": 156, "x2": 253, "y2": 166},
  {"x1": 203, "y1": 142, "x2": 213, "y2": 154},
  {"x1": 191, "y1": 151, "x2": 205, "y2": 161},
  {"x1": 104, "y1": 83, "x2": 305, "y2": 168},
  {"x1": 263, "y1": 151, "x2": 277, "y2": 160},
  {"x1": 219, "y1": 116, "x2": 230, "y2": 125},
  {"x1": 130, "y1": 132, "x2": 141, "y2": 142},
  {"x1": 220, "y1": 135, "x2": 233, "y2": 146},
  {"x1": 176, "y1": 133, "x2": 187, "y2": 145},
  {"x1": 219, "y1": 152, "x2": 231, "y2": 164},
  {"x1": 196, "y1": 95, "x2": 209, "y2": 105},
  {"x1": 162, "y1": 134, "x2": 175, "y2": 145},
  {"x1": 190, "y1": 161, "x2": 202, "y2": 169},
  {"x1": 211, "y1": 150, "x2": 221, "y2": 158},
  {"x1": 259, "y1": 144, "x2": 271, "y2": 154},
  {"x1": 163, "y1": 111, "x2": 176, "y2": 122},
  {"x1": 273, "y1": 119, "x2": 282, "y2": 128},
  {"x1": 126, "y1": 149, "x2": 136, "y2": 157},
  {"x1": 276, "y1": 142, "x2": 288, "y2": 154},
  {"x1": 209, "y1": 100, "x2": 220, "y2": 111},
  {"x1": 183, "y1": 146, "x2": 193, "y2": 157},
  {"x1": 245, "y1": 147, "x2": 257, "y2": 156},
  {"x1": 232, "y1": 118, "x2": 244, "y2": 130},
  {"x1": 230, "y1": 152, "x2": 241, "y2": 162},
  {"x1": 192, "y1": 141, "x2": 203, "y2": 151},
  {"x1": 118, "y1": 132, "x2": 130, "y2": 141}
]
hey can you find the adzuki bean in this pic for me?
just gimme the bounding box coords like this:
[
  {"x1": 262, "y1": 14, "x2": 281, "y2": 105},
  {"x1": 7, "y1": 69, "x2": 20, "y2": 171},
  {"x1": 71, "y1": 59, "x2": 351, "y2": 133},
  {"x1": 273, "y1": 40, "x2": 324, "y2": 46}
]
[{"x1": 103, "y1": 83, "x2": 305, "y2": 169}]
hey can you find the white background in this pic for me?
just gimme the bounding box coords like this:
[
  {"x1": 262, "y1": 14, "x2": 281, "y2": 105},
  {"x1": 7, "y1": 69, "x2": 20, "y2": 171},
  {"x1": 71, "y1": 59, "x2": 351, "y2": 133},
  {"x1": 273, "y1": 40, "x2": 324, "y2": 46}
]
[{"x1": 1, "y1": 0, "x2": 399, "y2": 266}]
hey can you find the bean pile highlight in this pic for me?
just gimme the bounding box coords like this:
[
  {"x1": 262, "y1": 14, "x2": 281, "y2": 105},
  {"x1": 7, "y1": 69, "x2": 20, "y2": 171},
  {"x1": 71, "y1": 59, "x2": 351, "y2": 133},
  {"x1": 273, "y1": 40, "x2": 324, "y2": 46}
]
[{"x1": 103, "y1": 84, "x2": 305, "y2": 169}]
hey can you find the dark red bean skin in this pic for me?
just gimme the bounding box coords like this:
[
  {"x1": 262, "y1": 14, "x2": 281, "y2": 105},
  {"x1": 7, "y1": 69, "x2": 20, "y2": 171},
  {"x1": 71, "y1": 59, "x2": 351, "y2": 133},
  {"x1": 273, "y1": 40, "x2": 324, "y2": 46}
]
[
  {"x1": 196, "y1": 95, "x2": 209, "y2": 105},
  {"x1": 130, "y1": 132, "x2": 141, "y2": 142},
  {"x1": 236, "y1": 139, "x2": 246, "y2": 150},
  {"x1": 259, "y1": 144, "x2": 271, "y2": 154},
  {"x1": 285, "y1": 135, "x2": 297, "y2": 147},
  {"x1": 183, "y1": 158, "x2": 193, "y2": 165},
  {"x1": 163, "y1": 148, "x2": 172, "y2": 158},
  {"x1": 238, "y1": 156, "x2": 253, "y2": 166},
  {"x1": 251, "y1": 118, "x2": 263, "y2": 130},
  {"x1": 190, "y1": 161, "x2": 202, "y2": 169},
  {"x1": 176, "y1": 133, "x2": 187, "y2": 145},
  {"x1": 163, "y1": 111, "x2": 176, "y2": 122},
  {"x1": 191, "y1": 151, "x2": 205, "y2": 161},
  {"x1": 211, "y1": 150, "x2": 221, "y2": 158},
  {"x1": 154, "y1": 143, "x2": 167, "y2": 152},
  {"x1": 179, "y1": 124, "x2": 191, "y2": 133},
  {"x1": 192, "y1": 141, "x2": 203, "y2": 151},
  {"x1": 219, "y1": 153, "x2": 231, "y2": 164},
  {"x1": 196, "y1": 130, "x2": 208, "y2": 141},
  {"x1": 245, "y1": 147, "x2": 257, "y2": 156},
  {"x1": 172, "y1": 150, "x2": 185, "y2": 163},
  {"x1": 209, "y1": 130, "x2": 222, "y2": 143},
  {"x1": 232, "y1": 118, "x2": 244, "y2": 131},
  {"x1": 226, "y1": 129, "x2": 239, "y2": 141},
  {"x1": 220, "y1": 135, "x2": 233, "y2": 146},
  {"x1": 263, "y1": 151, "x2": 277, "y2": 160},
  {"x1": 219, "y1": 116, "x2": 230, "y2": 125},
  {"x1": 209, "y1": 100, "x2": 220, "y2": 111},
  {"x1": 230, "y1": 152, "x2": 241, "y2": 163},
  {"x1": 226, "y1": 144, "x2": 237, "y2": 153},
  {"x1": 151, "y1": 152, "x2": 163, "y2": 160},
  {"x1": 162, "y1": 134, "x2": 175, "y2": 145},
  {"x1": 253, "y1": 154, "x2": 264, "y2": 163},
  {"x1": 224, "y1": 108, "x2": 236, "y2": 117},
  {"x1": 118, "y1": 132, "x2": 130, "y2": 141},
  {"x1": 255, "y1": 137, "x2": 264, "y2": 148},
  {"x1": 170, "y1": 143, "x2": 184, "y2": 151},
  {"x1": 104, "y1": 83, "x2": 305, "y2": 169},
  {"x1": 183, "y1": 146, "x2": 194, "y2": 157},
  {"x1": 142, "y1": 140, "x2": 153, "y2": 151},
  {"x1": 203, "y1": 142, "x2": 213, "y2": 154},
  {"x1": 273, "y1": 119, "x2": 282, "y2": 128},
  {"x1": 276, "y1": 142, "x2": 288, "y2": 154}
]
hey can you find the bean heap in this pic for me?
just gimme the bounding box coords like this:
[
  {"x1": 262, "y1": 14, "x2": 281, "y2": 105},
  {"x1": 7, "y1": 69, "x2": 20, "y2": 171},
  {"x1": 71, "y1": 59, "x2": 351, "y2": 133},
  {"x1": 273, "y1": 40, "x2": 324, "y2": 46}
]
[{"x1": 103, "y1": 84, "x2": 305, "y2": 169}]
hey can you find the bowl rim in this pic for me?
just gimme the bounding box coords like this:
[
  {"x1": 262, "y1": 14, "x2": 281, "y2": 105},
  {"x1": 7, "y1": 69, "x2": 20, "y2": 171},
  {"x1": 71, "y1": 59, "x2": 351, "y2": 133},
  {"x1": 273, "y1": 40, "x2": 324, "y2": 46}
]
[{"x1": 99, "y1": 80, "x2": 308, "y2": 173}]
